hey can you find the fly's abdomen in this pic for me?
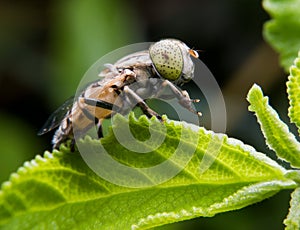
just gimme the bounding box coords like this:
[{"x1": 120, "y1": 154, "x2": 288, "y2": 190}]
[
  {"x1": 52, "y1": 101, "x2": 95, "y2": 149},
  {"x1": 52, "y1": 111, "x2": 73, "y2": 149}
]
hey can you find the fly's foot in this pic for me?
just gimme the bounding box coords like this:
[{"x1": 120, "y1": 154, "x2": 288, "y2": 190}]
[
  {"x1": 191, "y1": 99, "x2": 200, "y2": 103},
  {"x1": 178, "y1": 97, "x2": 202, "y2": 117},
  {"x1": 190, "y1": 98, "x2": 202, "y2": 117}
]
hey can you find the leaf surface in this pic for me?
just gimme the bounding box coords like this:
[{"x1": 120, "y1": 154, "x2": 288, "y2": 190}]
[{"x1": 0, "y1": 114, "x2": 296, "y2": 229}]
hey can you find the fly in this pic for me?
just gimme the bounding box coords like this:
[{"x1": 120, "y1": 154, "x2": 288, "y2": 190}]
[{"x1": 38, "y1": 39, "x2": 201, "y2": 150}]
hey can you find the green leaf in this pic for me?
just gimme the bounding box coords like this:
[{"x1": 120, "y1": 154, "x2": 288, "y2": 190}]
[
  {"x1": 247, "y1": 84, "x2": 300, "y2": 168},
  {"x1": 0, "y1": 114, "x2": 296, "y2": 229},
  {"x1": 287, "y1": 51, "x2": 300, "y2": 135},
  {"x1": 284, "y1": 187, "x2": 300, "y2": 230},
  {"x1": 263, "y1": 0, "x2": 300, "y2": 71}
]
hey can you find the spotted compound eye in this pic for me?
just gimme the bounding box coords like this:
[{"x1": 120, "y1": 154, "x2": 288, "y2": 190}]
[{"x1": 149, "y1": 40, "x2": 183, "y2": 81}]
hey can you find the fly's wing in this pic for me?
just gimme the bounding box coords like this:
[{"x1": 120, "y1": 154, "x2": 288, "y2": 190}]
[{"x1": 38, "y1": 96, "x2": 75, "y2": 135}]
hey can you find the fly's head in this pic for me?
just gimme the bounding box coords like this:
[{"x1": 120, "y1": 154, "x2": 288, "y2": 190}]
[{"x1": 149, "y1": 39, "x2": 199, "y2": 86}]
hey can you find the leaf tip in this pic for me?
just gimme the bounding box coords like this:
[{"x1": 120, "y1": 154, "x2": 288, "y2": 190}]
[
  {"x1": 247, "y1": 84, "x2": 267, "y2": 112},
  {"x1": 247, "y1": 84, "x2": 262, "y2": 100}
]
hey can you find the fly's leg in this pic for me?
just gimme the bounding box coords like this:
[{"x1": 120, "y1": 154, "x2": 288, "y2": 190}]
[
  {"x1": 97, "y1": 124, "x2": 103, "y2": 138},
  {"x1": 123, "y1": 86, "x2": 162, "y2": 119},
  {"x1": 70, "y1": 138, "x2": 76, "y2": 152},
  {"x1": 155, "y1": 80, "x2": 202, "y2": 116}
]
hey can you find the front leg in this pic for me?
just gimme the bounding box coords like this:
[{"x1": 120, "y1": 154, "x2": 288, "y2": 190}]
[
  {"x1": 123, "y1": 86, "x2": 162, "y2": 119},
  {"x1": 155, "y1": 80, "x2": 202, "y2": 116}
]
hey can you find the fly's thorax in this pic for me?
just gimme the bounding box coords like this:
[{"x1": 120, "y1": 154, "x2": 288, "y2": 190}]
[
  {"x1": 98, "y1": 64, "x2": 119, "y2": 78},
  {"x1": 114, "y1": 50, "x2": 152, "y2": 69},
  {"x1": 149, "y1": 39, "x2": 196, "y2": 86},
  {"x1": 128, "y1": 67, "x2": 159, "y2": 98},
  {"x1": 133, "y1": 66, "x2": 152, "y2": 81}
]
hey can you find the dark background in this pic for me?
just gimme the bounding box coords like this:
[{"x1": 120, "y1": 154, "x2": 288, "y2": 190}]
[{"x1": 0, "y1": 0, "x2": 296, "y2": 229}]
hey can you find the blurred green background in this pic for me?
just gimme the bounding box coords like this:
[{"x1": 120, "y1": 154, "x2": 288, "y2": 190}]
[{"x1": 0, "y1": 0, "x2": 297, "y2": 229}]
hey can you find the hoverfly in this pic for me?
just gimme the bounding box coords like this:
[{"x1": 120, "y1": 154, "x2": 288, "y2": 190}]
[{"x1": 38, "y1": 39, "x2": 201, "y2": 150}]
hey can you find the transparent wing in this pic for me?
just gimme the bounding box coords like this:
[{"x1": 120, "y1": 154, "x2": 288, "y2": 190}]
[{"x1": 38, "y1": 96, "x2": 75, "y2": 135}]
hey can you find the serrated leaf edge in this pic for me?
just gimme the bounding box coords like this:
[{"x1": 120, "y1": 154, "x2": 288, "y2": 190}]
[
  {"x1": 132, "y1": 180, "x2": 296, "y2": 230},
  {"x1": 172, "y1": 120, "x2": 287, "y2": 172},
  {"x1": 284, "y1": 187, "x2": 300, "y2": 230},
  {"x1": 287, "y1": 51, "x2": 300, "y2": 135},
  {"x1": 0, "y1": 114, "x2": 294, "y2": 230},
  {"x1": 247, "y1": 84, "x2": 300, "y2": 168}
]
